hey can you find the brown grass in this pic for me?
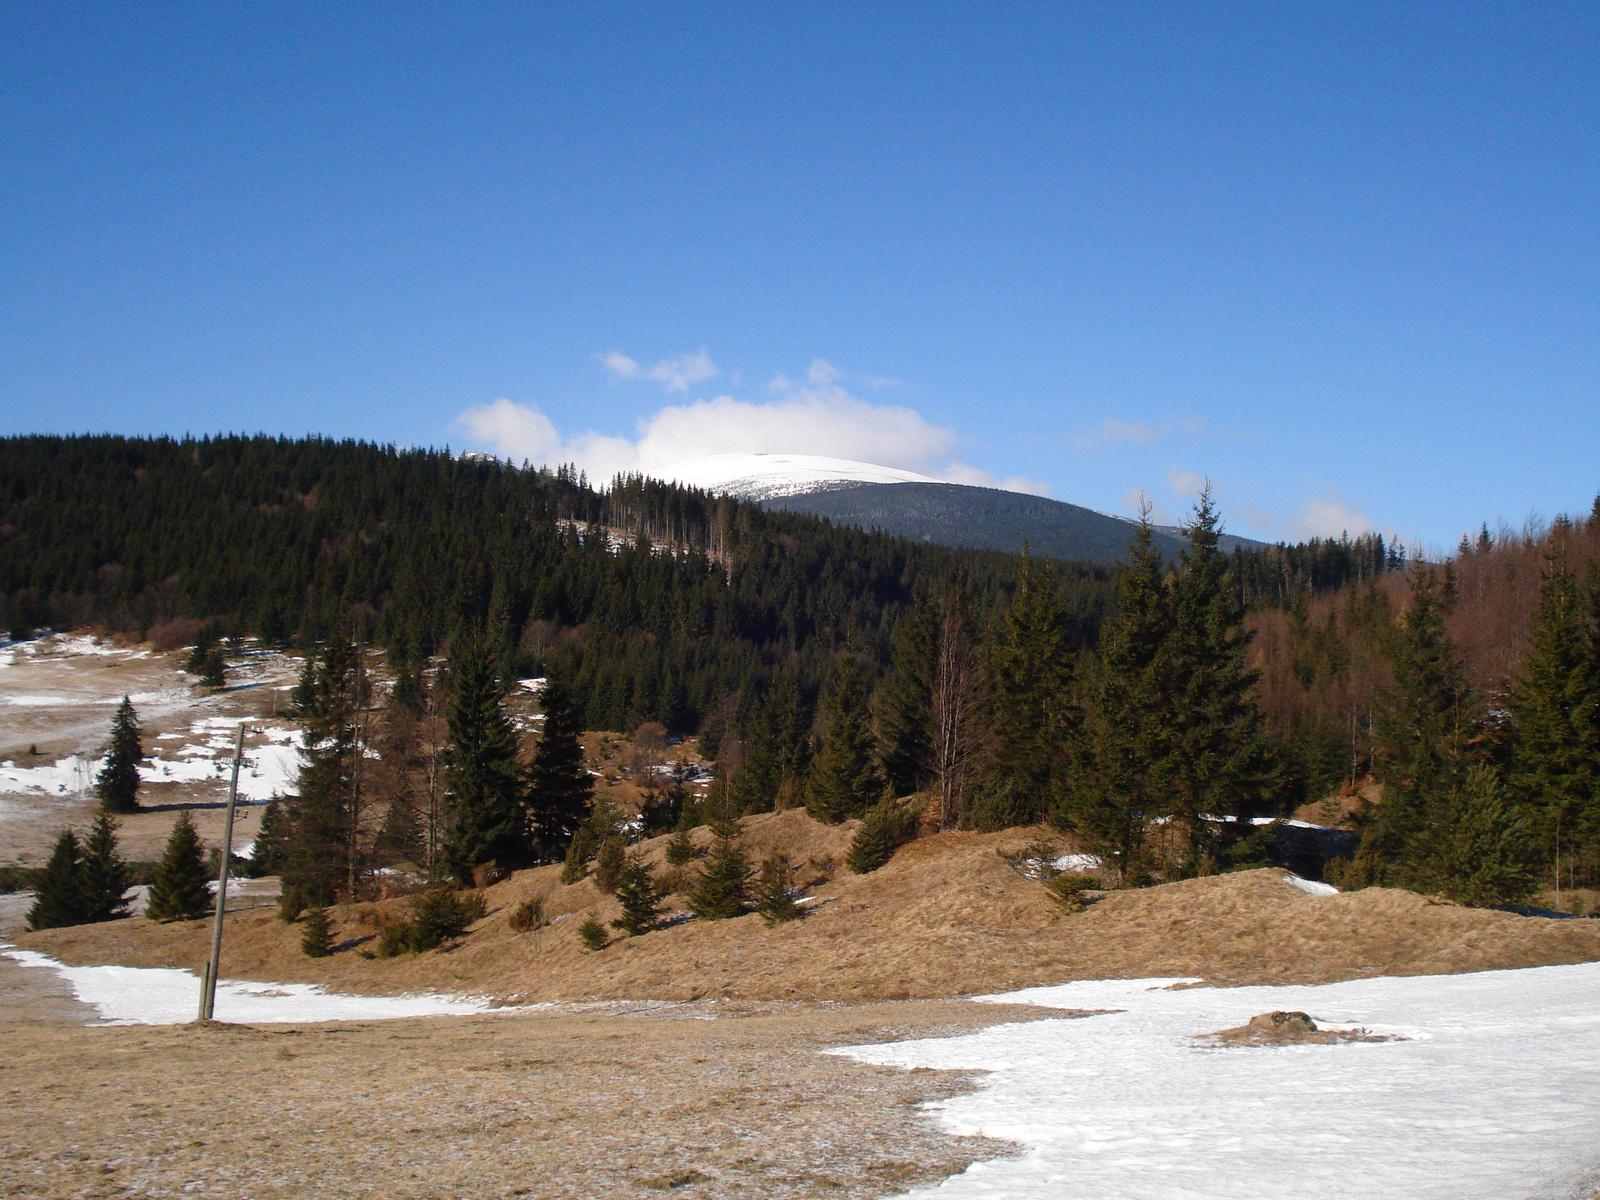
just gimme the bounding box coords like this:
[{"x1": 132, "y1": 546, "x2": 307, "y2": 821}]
[{"x1": 19, "y1": 810, "x2": 1600, "y2": 1003}]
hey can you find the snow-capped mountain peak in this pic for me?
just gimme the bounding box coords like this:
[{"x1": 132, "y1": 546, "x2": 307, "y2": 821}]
[{"x1": 660, "y1": 453, "x2": 938, "y2": 501}]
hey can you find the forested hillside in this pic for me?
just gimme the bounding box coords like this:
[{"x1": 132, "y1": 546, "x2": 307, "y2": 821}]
[{"x1": 0, "y1": 434, "x2": 1113, "y2": 733}]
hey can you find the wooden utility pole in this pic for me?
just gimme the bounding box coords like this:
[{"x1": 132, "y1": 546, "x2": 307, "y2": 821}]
[{"x1": 199, "y1": 724, "x2": 246, "y2": 1022}]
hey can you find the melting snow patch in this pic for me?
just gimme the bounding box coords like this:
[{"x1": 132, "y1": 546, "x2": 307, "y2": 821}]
[
  {"x1": 834, "y1": 963, "x2": 1600, "y2": 1200},
  {"x1": 1, "y1": 946, "x2": 501, "y2": 1025},
  {"x1": 1284, "y1": 874, "x2": 1340, "y2": 896}
]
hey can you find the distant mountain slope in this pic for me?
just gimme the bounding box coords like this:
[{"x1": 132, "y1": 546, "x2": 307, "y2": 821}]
[
  {"x1": 765, "y1": 481, "x2": 1264, "y2": 565},
  {"x1": 663, "y1": 452, "x2": 938, "y2": 501}
]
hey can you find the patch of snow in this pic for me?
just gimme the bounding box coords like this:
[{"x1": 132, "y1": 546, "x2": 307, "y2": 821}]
[
  {"x1": 0, "y1": 945, "x2": 502, "y2": 1025},
  {"x1": 518, "y1": 677, "x2": 548, "y2": 693},
  {"x1": 1284, "y1": 874, "x2": 1340, "y2": 896},
  {"x1": 1050, "y1": 853, "x2": 1103, "y2": 874},
  {"x1": 661, "y1": 453, "x2": 939, "y2": 501},
  {"x1": 835, "y1": 963, "x2": 1600, "y2": 1200}
]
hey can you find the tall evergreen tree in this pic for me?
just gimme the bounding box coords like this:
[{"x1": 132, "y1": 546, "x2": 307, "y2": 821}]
[
  {"x1": 524, "y1": 674, "x2": 594, "y2": 861},
  {"x1": 1069, "y1": 513, "x2": 1172, "y2": 883},
  {"x1": 804, "y1": 656, "x2": 881, "y2": 823},
  {"x1": 873, "y1": 602, "x2": 937, "y2": 796},
  {"x1": 1359, "y1": 566, "x2": 1480, "y2": 889},
  {"x1": 972, "y1": 551, "x2": 1077, "y2": 829},
  {"x1": 281, "y1": 639, "x2": 364, "y2": 910},
  {"x1": 441, "y1": 631, "x2": 530, "y2": 884},
  {"x1": 26, "y1": 828, "x2": 88, "y2": 930},
  {"x1": 1438, "y1": 765, "x2": 1541, "y2": 907},
  {"x1": 730, "y1": 670, "x2": 811, "y2": 813},
  {"x1": 145, "y1": 812, "x2": 213, "y2": 922},
  {"x1": 1158, "y1": 490, "x2": 1279, "y2": 872},
  {"x1": 1507, "y1": 528, "x2": 1600, "y2": 886},
  {"x1": 95, "y1": 696, "x2": 143, "y2": 813},
  {"x1": 80, "y1": 810, "x2": 132, "y2": 922}
]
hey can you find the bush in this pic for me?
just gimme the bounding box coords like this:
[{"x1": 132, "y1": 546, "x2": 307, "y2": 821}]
[
  {"x1": 300, "y1": 907, "x2": 335, "y2": 957},
  {"x1": 1045, "y1": 873, "x2": 1100, "y2": 915},
  {"x1": 577, "y1": 913, "x2": 609, "y2": 951},
  {"x1": 509, "y1": 897, "x2": 544, "y2": 933},
  {"x1": 409, "y1": 887, "x2": 476, "y2": 951},
  {"x1": 846, "y1": 799, "x2": 918, "y2": 875},
  {"x1": 458, "y1": 891, "x2": 489, "y2": 923},
  {"x1": 374, "y1": 921, "x2": 411, "y2": 958}
]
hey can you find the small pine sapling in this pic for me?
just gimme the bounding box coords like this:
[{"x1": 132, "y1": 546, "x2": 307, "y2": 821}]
[
  {"x1": 95, "y1": 696, "x2": 144, "y2": 813},
  {"x1": 611, "y1": 854, "x2": 665, "y2": 936},
  {"x1": 846, "y1": 798, "x2": 916, "y2": 874},
  {"x1": 560, "y1": 826, "x2": 596, "y2": 885},
  {"x1": 408, "y1": 887, "x2": 474, "y2": 951},
  {"x1": 577, "y1": 913, "x2": 609, "y2": 951},
  {"x1": 145, "y1": 812, "x2": 213, "y2": 922},
  {"x1": 753, "y1": 853, "x2": 804, "y2": 926},
  {"x1": 300, "y1": 906, "x2": 335, "y2": 957},
  {"x1": 1044, "y1": 873, "x2": 1100, "y2": 914},
  {"x1": 687, "y1": 828, "x2": 749, "y2": 920},
  {"x1": 593, "y1": 835, "x2": 627, "y2": 893},
  {"x1": 665, "y1": 826, "x2": 696, "y2": 867}
]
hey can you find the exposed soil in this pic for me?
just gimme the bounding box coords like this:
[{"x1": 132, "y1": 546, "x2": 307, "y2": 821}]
[
  {"x1": 0, "y1": 997, "x2": 1070, "y2": 1200},
  {"x1": 1195, "y1": 1009, "x2": 1401, "y2": 1048}
]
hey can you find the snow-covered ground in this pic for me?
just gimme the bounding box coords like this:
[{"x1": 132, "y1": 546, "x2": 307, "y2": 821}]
[
  {"x1": 836, "y1": 963, "x2": 1600, "y2": 1200},
  {"x1": 661, "y1": 452, "x2": 937, "y2": 500},
  {"x1": 1, "y1": 946, "x2": 500, "y2": 1024}
]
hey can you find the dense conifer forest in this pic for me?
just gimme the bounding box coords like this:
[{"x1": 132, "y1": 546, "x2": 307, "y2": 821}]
[{"x1": 6, "y1": 434, "x2": 1597, "y2": 906}]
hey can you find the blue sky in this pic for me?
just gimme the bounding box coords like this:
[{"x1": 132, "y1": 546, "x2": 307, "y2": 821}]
[{"x1": 2, "y1": 2, "x2": 1596, "y2": 550}]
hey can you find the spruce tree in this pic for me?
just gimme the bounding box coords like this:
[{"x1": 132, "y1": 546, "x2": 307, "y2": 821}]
[
  {"x1": 80, "y1": 809, "x2": 132, "y2": 922},
  {"x1": 593, "y1": 835, "x2": 626, "y2": 893},
  {"x1": 1158, "y1": 489, "x2": 1279, "y2": 872},
  {"x1": 199, "y1": 644, "x2": 227, "y2": 690},
  {"x1": 610, "y1": 853, "x2": 664, "y2": 935},
  {"x1": 845, "y1": 796, "x2": 916, "y2": 874},
  {"x1": 686, "y1": 826, "x2": 749, "y2": 919},
  {"x1": 441, "y1": 631, "x2": 530, "y2": 885},
  {"x1": 95, "y1": 696, "x2": 143, "y2": 813},
  {"x1": 731, "y1": 670, "x2": 812, "y2": 813},
  {"x1": 665, "y1": 825, "x2": 696, "y2": 867},
  {"x1": 26, "y1": 828, "x2": 88, "y2": 930},
  {"x1": 1360, "y1": 566, "x2": 1480, "y2": 889},
  {"x1": 1438, "y1": 765, "x2": 1541, "y2": 908},
  {"x1": 281, "y1": 640, "x2": 363, "y2": 911},
  {"x1": 753, "y1": 853, "x2": 804, "y2": 925},
  {"x1": 577, "y1": 913, "x2": 609, "y2": 951},
  {"x1": 974, "y1": 550, "x2": 1076, "y2": 829},
  {"x1": 1507, "y1": 529, "x2": 1600, "y2": 888},
  {"x1": 145, "y1": 812, "x2": 213, "y2": 922},
  {"x1": 250, "y1": 795, "x2": 290, "y2": 877},
  {"x1": 805, "y1": 656, "x2": 881, "y2": 823},
  {"x1": 300, "y1": 906, "x2": 335, "y2": 957},
  {"x1": 525, "y1": 675, "x2": 594, "y2": 861},
  {"x1": 873, "y1": 601, "x2": 937, "y2": 796},
  {"x1": 1069, "y1": 513, "x2": 1172, "y2": 883}
]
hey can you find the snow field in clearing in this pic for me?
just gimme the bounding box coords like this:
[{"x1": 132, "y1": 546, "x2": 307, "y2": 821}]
[
  {"x1": 835, "y1": 963, "x2": 1600, "y2": 1200},
  {"x1": 1, "y1": 946, "x2": 499, "y2": 1024}
]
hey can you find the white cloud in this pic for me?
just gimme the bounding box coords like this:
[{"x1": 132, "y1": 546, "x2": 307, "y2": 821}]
[
  {"x1": 1166, "y1": 468, "x2": 1209, "y2": 500},
  {"x1": 1072, "y1": 416, "x2": 1213, "y2": 452},
  {"x1": 648, "y1": 348, "x2": 716, "y2": 392},
  {"x1": 457, "y1": 363, "x2": 1048, "y2": 494},
  {"x1": 600, "y1": 348, "x2": 717, "y2": 392}
]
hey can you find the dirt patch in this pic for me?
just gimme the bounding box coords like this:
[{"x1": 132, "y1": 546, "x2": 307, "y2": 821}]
[
  {"x1": 0, "y1": 998, "x2": 1067, "y2": 1200},
  {"x1": 1196, "y1": 1009, "x2": 1401, "y2": 1048},
  {"x1": 18, "y1": 816, "x2": 1600, "y2": 1003}
]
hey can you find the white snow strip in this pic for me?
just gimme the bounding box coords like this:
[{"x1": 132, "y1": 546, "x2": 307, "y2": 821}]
[
  {"x1": 1, "y1": 946, "x2": 500, "y2": 1025},
  {"x1": 834, "y1": 963, "x2": 1600, "y2": 1200},
  {"x1": 1050, "y1": 853, "x2": 1103, "y2": 874},
  {"x1": 1283, "y1": 874, "x2": 1339, "y2": 896}
]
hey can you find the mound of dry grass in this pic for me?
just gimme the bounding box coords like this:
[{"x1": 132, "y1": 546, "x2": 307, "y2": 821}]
[{"x1": 19, "y1": 810, "x2": 1600, "y2": 1002}]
